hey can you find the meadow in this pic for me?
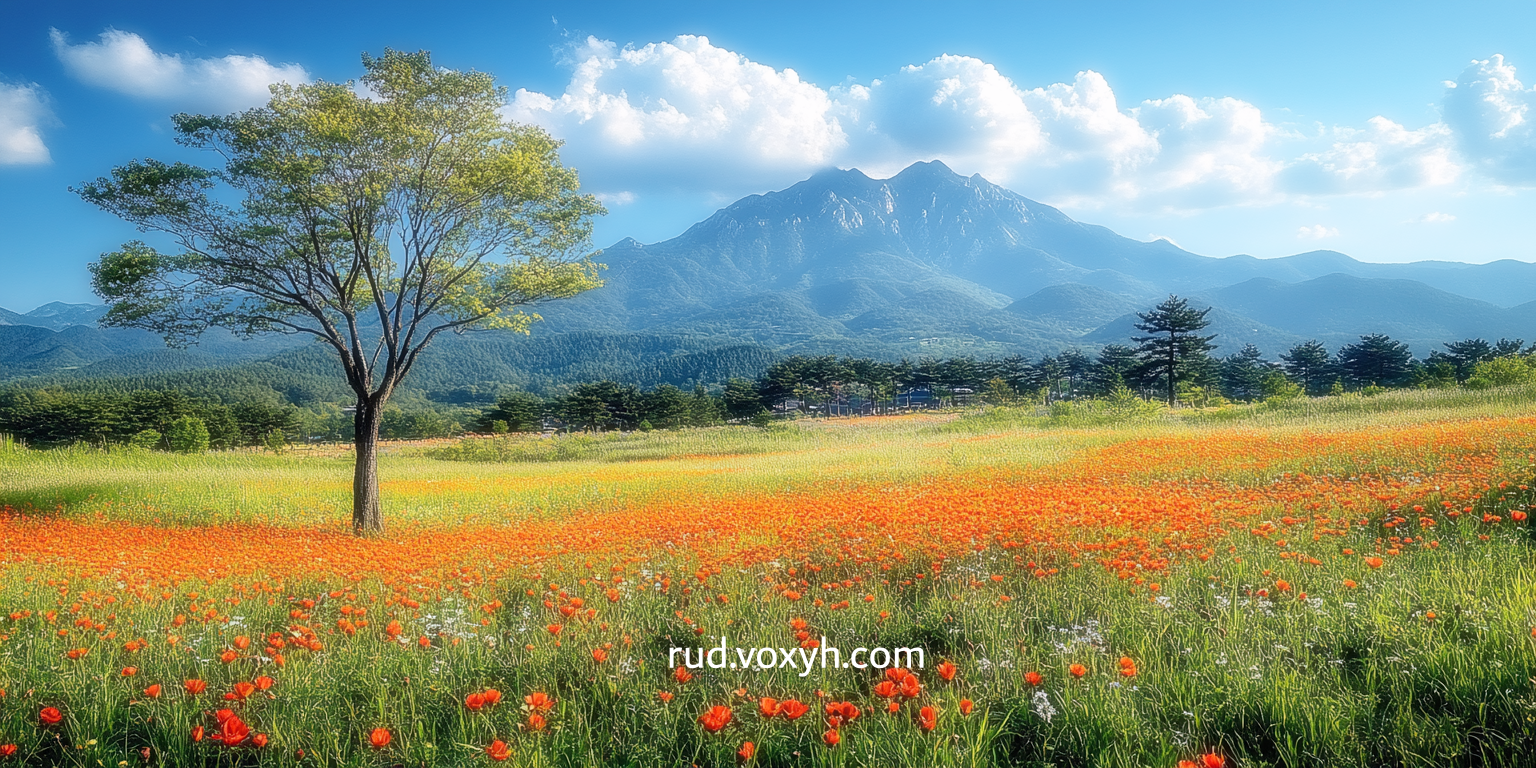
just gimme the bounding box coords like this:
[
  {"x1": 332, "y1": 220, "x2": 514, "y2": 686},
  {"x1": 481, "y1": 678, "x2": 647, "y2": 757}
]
[{"x1": 0, "y1": 386, "x2": 1534, "y2": 767}]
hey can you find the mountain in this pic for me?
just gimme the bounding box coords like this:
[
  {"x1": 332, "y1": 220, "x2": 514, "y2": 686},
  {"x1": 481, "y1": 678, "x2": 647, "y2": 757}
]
[
  {"x1": 531, "y1": 160, "x2": 1535, "y2": 354},
  {"x1": 4, "y1": 161, "x2": 1535, "y2": 393}
]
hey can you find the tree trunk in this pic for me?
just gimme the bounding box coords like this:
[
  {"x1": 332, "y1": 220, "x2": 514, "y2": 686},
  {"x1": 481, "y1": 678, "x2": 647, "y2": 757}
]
[{"x1": 352, "y1": 400, "x2": 384, "y2": 535}]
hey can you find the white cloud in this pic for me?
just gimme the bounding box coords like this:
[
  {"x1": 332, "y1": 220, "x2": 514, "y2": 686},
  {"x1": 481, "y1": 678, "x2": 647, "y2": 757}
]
[
  {"x1": 1408, "y1": 211, "x2": 1456, "y2": 223},
  {"x1": 51, "y1": 28, "x2": 308, "y2": 112},
  {"x1": 513, "y1": 36, "x2": 1532, "y2": 211},
  {"x1": 509, "y1": 36, "x2": 845, "y2": 191},
  {"x1": 1296, "y1": 224, "x2": 1339, "y2": 240},
  {"x1": 0, "y1": 81, "x2": 54, "y2": 164},
  {"x1": 1443, "y1": 54, "x2": 1536, "y2": 185}
]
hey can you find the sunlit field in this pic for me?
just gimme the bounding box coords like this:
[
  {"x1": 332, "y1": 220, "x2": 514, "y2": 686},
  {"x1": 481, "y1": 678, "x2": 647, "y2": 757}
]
[{"x1": 1, "y1": 386, "x2": 1534, "y2": 767}]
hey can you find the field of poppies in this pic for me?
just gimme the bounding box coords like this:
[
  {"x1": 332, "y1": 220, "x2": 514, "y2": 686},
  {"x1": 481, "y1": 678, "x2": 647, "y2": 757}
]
[{"x1": 0, "y1": 385, "x2": 1534, "y2": 767}]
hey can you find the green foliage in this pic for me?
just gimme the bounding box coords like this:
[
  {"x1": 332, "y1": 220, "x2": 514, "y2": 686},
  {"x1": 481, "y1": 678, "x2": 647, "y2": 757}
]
[
  {"x1": 1132, "y1": 295, "x2": 1217, "y2": 406},
  {"x1": 129, "y1": 429, "x2": 162, "y2": 450},
  {"x1": 165, "y1": 415, "x2": 209, "y2": 453},
  {"x1": 263, "y1": 428, "x2": 287, "y2": 454},
  {"x1": 1466, "y1": 356, "x2": 1536, "y2": 389}
]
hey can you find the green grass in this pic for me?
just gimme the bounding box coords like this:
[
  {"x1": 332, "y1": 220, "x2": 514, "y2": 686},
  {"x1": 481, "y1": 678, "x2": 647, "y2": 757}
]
[{"x1": 0, "y1": 386, "x2": 1533, "y2": 766}]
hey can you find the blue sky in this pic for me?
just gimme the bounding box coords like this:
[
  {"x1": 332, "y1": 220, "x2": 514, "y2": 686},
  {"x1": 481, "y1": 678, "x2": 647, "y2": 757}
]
[{"x1": 2, "y1": 0, "x2": 1535, "y2": 311}]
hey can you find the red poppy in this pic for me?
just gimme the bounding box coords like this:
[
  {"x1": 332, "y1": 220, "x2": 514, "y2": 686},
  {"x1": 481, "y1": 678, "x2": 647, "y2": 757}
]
[
  {"x1": 184, "y1": 679, "x2": 207, "y2": 695},
  {"x1": 368, "y1": 727, "x2": 391, "y2": 749},
  {"x1": 252, "y1": 733, "x2": 268, "y2": 748},
  {"x1": 699, "y1": 705, "x2": 733, "y2": 733},
  {"x1": 822, "y1": 728, "x2": 841, "y2": 747},
  {"x1": 918, "y1": 705, "x2": 938, "y2": 731},
  {"x1": 935, "y1": 661, "x2": 957, "y2": 681},
  {"x1": 486, "y1": 740, "x2": 512, "y2": 761},
  {"x1": 525, "y1": 692, "x2": 553, "y2": 712},
  {"x1": 758, "y1": 697, "x2": 779, "y2": 718},
  {"x1": 778, "y1": 699, "x2": 809, "y2": 720},
  {"x1": 482, "y1": 689, "x2": 502, "y2": 706},
  {"x1": 144, "y1": 684, "x2": 162, "y2": 699},
  {"x1": 219, "y1": 715, "x2": 251, "y2": 747},
  {"x1": 1069, "y1": 664, "x2": 1088, "y2": 678},
  {"x1": 465, "y1": 692, "x2": 487, "y2": 711},
  {"x1": 737, "y1": 741, "x2": 755, "y2": 761},
  {"x1": 528, "y1": 713, "x2": 547, "y2": 732},
  {"x1": 959, "y1": 698, "x2": 974, "y2": 715},
  {"x1": 39, "y1": 707, "x2": 62, "y2": 727},
  {"x1": 254, "y1": 676, "x2": 274, "y2": 691},
  {"x1": 1025, "y1": 671, "x2": 1043, "y2": 686}
]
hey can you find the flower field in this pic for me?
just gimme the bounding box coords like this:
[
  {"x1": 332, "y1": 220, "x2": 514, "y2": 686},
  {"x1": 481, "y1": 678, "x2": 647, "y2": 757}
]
[{"x1": 1, "y1": 388, "x2": 1535, "y2": 767}]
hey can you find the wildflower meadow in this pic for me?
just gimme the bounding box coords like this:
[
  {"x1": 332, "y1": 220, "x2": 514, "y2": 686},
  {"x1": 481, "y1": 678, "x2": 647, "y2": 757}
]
[{"x1": 1, "y1": 386, "x2": 1534, "y2": 767}]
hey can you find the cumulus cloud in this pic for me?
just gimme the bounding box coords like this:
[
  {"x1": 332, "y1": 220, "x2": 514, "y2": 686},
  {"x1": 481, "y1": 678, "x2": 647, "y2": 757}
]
[
  {"x1": 508, "y1": 36, "x2": 845, "y2": 191},
  {"x1": 1443, "y1": 54, "x2": 1536, "y2": 185},
  {"x1": 51, "y1": 28, "x2": 308, "y2": 112},
  {"x1": 1296, "y1": 224, "x2": 1339, "y2": 240},
  {"x1": 512, "y1": 36, "x2": 1535, "y2": 209},
  {"x1": 0, "y1": 81, "x2": 54, "y2": 164}
]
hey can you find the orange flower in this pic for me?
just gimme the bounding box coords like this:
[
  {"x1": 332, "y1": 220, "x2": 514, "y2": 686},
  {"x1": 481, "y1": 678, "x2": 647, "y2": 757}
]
[
  {"x1": 758, "y1": 697, "x2": 779, "y2": 718},
  {"x1": 191, "y1": 725, "x2": 204, "y2": 742},
  {"x1": 777, "y1": 699, "x2": 809, "y2": 720},
  {"x1": 1364, "y1": 556, "x2": 1385, "y2": 569},
  {"x1": 1201, "y1": 755, "x2": 1226, "y2": 768},
  {"x1": 822, "y1": 728, "x2": 841, "y2": 747},
  {"x1": 524, "y1": 691, "x2": 553, "y2": 712},
  {"x1": 233, "y1": 635, "x2": 250, "y2": 650},
  {"x1": 935, "y1": 660, "x2": 957, "y2": 681},
  {"x1": 39, "y1": 707, "x2": 62, "y2": 726},
  {"x1": 121, "y1": 667, "x2": 138, "y2": 677},
  {"x1": 486, "y1": 739, "x2": 512, "y2": 761},
  {"x1": 368, "y1": 727, "x2": 391, "y2": 749},
  {"x1": 528, "y1": 713, "x2": 547, "y2": 732},
  {"x1": 384, "y1": 620, "x2": 403, "y2": 638},
  {"x1": 230, "y1": 682, "x2": 256, "y2": 701},
  {"x1": 66, "y1": 648, "x2": 88, "y2": 660},
  {"x1": 184, "y1": 679, "x2": 207, "y2": 695},
  {"x1": 218, "y1": 714, "x2": 251, "y2": 747},
  {"x1": 482, "y1": 689, "x2": 502, "y2": 706},
  {"x1": 0, "y1": 744, "x2": 15, "y2": 757},
  {"x1": 1025, "y1": 671, "x2": 1043, "y2": 686},
  {"x1": 658, "y1": 691, "x2": 674, "y2": 703},
  {"x1": 252, "y1": 733, "x2": 268, "y2": 748},
  {"x1": 1069, "y1": 663, "x2": 1088, "y2": 678},
  {"x1": 737, "y1": 741, "x2": 755, "y2": 761},
  {"x1": 144, "y1": 684, "x2": 162, "y2": 699},
  {"x1": 591, "y1": 647, "x2": 609, "y2": 663},
  {"x1": 872, "y1": 680, "x2": 899, "y2": 699},
  {"x1": 698, "y1": 705, "x2": 733, "y2": 733},
  {"x1": 219, "y1": 650, "x2": 238, "y2": 664},
  {"x1": 918, "y1": 705, "x2": 938, "y2": 731},
  {"x1": 254, "y1": 676, "x2": 274, "y2": 691},
  {"x1": 959, "y1": 698, "x2": 974, "y2": 715},
  {"x1": 465, "y1": 692, "x2": 486, "y2": 711},
  {"x1": 673, "y1": 666, "x2": 694, "y2": 684}
]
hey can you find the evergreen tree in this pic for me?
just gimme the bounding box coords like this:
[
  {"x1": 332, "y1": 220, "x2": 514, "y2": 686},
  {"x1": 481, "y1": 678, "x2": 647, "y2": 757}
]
[
  {"x1": 1089, "y1": 344, "x2": 1139, "y2": 396},
  {"x1": 1279, "y1": 340, "x2": 1333, "y2": 395},
  {"x1": 721, "y1": 378, "x2": 766, "y2": 421},
  {"x1": 1220, "y1": 344, "x2": 1270, "y2": 402},
  {"x1": 1337, "y1": 334, "x2": 1415, "y2": 388},
  {"x1": 1131, "y1": 296, "x2": 1217, "y2": 406}
]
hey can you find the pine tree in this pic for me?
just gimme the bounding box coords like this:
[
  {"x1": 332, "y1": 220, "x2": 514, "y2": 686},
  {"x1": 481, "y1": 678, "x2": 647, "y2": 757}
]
[{"x1": 1131, "y1": 296, "x2": 1217, "y2": 406}]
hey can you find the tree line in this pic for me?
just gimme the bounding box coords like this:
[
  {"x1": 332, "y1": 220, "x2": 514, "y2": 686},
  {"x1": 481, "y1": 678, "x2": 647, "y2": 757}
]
[{"x1": 6, "y1": 296, "x2": 1535, "y2": 447}]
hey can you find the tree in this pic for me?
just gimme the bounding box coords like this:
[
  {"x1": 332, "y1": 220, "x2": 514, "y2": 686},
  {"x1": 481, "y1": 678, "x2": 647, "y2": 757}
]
[
  {"x1": 1219, "y1": 344, "x2": 1270, "y2": 402},
  {"x1": 1279, "y1": 340, "x2": 1333, "y2": 396},
  {"x1": 76, "y1": 50, "x2": 604, "y2": 534},
  {"x1": 721, "y1": 378, "x2": 766, "y2": 421},
  {"x1": 1337, "y1": 334, "x2": 1415, "y2": 389},
  {"x1": 478, "y1": 392, "x2": 545, "y2": 433},
  {"x1": 1089, "y1": 344, "x2": 1137, "y2": 396},
  {"x1": 1132, "y1": 296, "x2": 1217, "y2": 406},
  {"x1": 166, "y1": 415, "x2": 211, "y2": 453}
]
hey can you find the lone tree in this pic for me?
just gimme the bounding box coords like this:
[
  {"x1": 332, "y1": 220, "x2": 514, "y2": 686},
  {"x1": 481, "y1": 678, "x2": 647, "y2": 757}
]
[
  {"x1": 75, "y1": 50, "x2": 605, "y2": 534},
  {"x1": 1132, "y1": 295, "x2": 1217, "y2": 406}
]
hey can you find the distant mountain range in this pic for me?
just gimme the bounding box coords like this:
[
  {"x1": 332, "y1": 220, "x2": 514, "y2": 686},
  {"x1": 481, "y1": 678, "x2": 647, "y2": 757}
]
[{"x1": 3, "y1": 160, "x2": 1535, "y2": 395}]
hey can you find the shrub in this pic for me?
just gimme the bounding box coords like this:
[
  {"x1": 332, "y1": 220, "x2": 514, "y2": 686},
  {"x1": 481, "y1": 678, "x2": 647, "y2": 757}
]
[
  {"x1": 264, "y1": 428, "x2": 287, "y2": 454},
  {"x1": 1465, "y1": 356, "x2": 1536, "y2": 389},
  {"x1": 165, "y1": 416, "x2": 210, "y2": 453},
  {"x1": 129, "y1": 429, "x2": 163, "y2": 450}
]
